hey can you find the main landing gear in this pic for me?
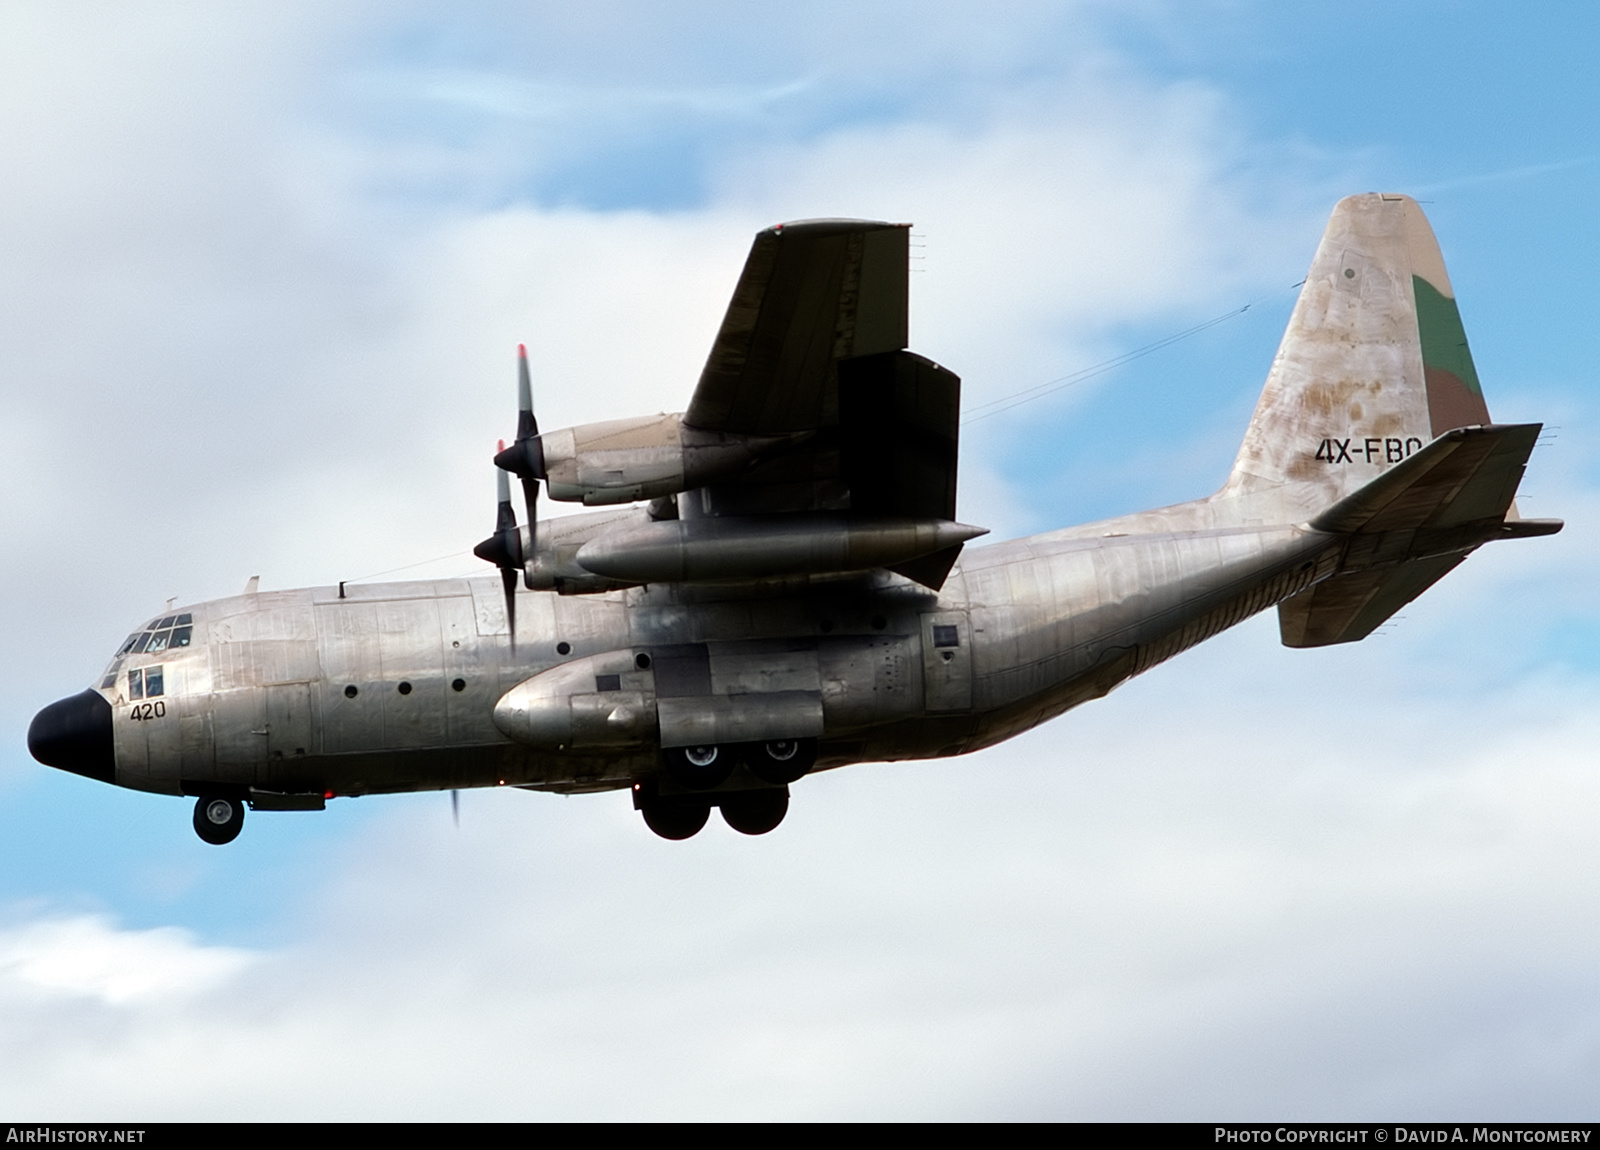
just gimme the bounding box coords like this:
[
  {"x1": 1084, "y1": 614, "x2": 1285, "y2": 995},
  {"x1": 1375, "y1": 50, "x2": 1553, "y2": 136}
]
[
  {"x1": 638, "y1": 738, "x2": 815, "y2": 840},
  {"x1": 192, "y1": 795, "x2": 245, "y2": 845}
]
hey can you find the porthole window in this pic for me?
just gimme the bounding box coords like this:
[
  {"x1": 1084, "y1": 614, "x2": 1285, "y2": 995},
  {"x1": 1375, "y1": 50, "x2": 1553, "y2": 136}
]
[
  {"x1": 871, "y1": 615, "x2": 888, "y2": 631},
  {"x1": 635, "y1": 652, "x2": 651, "y2": 670},
  {"x1": 556, "y1": 641, "x2": 571, "y2": 656},
  {"x1": 344, "y1": 684, "x2": 358, "y2": 698},
  {"x1": 397, "y1": 681, "x2": 413, "y2": 695},
  {"x1": 451, "y1": 678, "x2": 466, "y2": 692}
]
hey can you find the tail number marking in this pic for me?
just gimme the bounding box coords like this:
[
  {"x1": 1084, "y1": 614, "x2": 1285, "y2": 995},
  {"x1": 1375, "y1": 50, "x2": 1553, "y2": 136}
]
[
  {"x1": 129, "y1": 701, "x2": 167, "y2": 721},
  {"x1": 1315, "y1": 437, "x2": 1424, "y2": 465}
]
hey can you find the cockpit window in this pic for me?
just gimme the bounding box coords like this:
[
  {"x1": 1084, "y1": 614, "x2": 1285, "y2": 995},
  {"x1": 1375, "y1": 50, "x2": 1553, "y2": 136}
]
[
  {"x1": 127, "y1": 667, "x2": 164, "y2": 699},
  {"x1": 105, "y1": 613, "x2": 194, "y2": 692},
  {"x1": 117, "y1": 614, "x2": 196, "y2": 662}
]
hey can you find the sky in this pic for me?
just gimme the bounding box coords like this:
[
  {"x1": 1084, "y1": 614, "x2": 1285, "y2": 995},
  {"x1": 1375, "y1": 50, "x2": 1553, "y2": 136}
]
[{"x1": 2, "y1": 0, "x2": 1598, "y2": 1120}]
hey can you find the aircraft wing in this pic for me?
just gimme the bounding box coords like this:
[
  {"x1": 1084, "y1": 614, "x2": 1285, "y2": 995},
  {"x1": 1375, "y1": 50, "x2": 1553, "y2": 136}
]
[
  {"x1": 681, "y1": 221, "x2": 964, "y2": 551},
  {"x1": 1279, "y1": 423, "x2": 1560, "y2": 646},
  {"x1": 687, "y1": 219, "x2": 911, "y2": 434}
]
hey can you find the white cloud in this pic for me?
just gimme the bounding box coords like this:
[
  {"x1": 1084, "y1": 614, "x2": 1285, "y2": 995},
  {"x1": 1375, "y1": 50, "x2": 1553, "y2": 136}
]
[{"x1": 0, "y1": 915, "x2": 253, "y2": 1006}]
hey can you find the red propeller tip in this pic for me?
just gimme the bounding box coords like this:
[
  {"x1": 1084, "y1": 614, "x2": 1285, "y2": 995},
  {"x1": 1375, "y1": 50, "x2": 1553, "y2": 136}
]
[{"x1": 497, "y1": 438, "x2": 506, "y2": 452}]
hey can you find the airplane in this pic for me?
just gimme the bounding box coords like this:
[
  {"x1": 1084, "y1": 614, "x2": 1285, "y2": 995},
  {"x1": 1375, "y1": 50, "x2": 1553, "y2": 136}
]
[{"x1": 27, "y1": 193, "x2": 1562, "y2": 844}]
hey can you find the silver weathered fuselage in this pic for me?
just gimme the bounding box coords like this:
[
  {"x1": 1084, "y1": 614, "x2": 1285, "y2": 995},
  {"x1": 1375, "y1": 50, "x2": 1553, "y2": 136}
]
[{"x1": 101, "y1": 502, "x2": 1337, "y2": 801}]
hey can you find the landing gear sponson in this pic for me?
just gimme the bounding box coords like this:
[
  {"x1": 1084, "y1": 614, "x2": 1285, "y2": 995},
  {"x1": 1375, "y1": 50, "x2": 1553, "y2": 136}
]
[{"x1": 638, "y1": 737, "x2": 816, "y2": 839}]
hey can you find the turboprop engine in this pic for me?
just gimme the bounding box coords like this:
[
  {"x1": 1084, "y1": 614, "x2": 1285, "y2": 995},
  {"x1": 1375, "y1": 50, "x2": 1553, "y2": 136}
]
[{"x1": 494, "y1": 412, "x2": 793, "y2": 506}]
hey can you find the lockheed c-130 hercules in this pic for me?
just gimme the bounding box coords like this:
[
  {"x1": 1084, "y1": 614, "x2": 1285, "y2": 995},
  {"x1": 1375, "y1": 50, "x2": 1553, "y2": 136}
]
[{"x1": 28, "y1": 194, "x2": 1562, "y2": 843}]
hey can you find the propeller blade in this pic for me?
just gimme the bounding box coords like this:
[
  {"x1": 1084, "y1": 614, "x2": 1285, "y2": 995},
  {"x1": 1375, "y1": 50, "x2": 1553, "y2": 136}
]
[
  {"x1": 501, "y1": 564, "x2": 518, "y2": 648},
  {"x1": 510, "y1": 346, "x2": 541, "y2": 578},
  {"x1": 516, "y1": 343, "x2": 537, "y2": 441},
  {"x1": 519, "y1": 475, "x2": 539, "y2": 589},
  {"x1": 451, "y1": 788, "x2": 460, "y2": 829},
  {"x1": 472, "y1": 446, "x2": 523, "y2": 650}
]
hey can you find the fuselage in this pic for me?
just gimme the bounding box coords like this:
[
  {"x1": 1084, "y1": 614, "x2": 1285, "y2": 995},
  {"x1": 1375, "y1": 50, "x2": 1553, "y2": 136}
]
[{"x1": 32, "y1": 500, "x2": 1338, "y2": 804}]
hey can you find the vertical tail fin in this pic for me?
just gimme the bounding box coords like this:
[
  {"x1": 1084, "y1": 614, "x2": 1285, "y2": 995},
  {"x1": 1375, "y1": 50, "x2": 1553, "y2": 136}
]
[{"x1": 1220, "y1": 194, "x2": 1492, "y2": 521}]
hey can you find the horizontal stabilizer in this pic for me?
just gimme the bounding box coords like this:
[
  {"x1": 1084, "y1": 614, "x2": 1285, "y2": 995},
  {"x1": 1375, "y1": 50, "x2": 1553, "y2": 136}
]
[
  {"x1": 1281, "y1": 423, "x2": 1559, "y2": 647},
  {"x1": 1310, "y1": 423, "x2": 1542, "y2": 536},
  {"x1": 1279, "y1": 554, "x2": 1466, "y2": 647}
]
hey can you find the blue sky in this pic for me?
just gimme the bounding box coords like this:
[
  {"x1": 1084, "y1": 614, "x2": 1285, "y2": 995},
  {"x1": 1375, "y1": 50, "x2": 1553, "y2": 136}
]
[{"x1": 2, "y1": 1, "x2": 1598, "y2": 1119}]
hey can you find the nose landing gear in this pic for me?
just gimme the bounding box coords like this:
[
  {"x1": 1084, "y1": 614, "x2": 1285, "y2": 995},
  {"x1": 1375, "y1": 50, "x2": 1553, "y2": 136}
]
[{"x1": 192, "y1": 795, "x2": 245, "y2": 845}]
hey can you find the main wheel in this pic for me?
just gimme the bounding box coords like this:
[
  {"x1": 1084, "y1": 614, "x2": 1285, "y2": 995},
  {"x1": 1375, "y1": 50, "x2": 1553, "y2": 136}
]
[
  {"x1": 193, "y1": 795, "x2": 245, "y2": 845},
  {"x1": 746, "y1": 738, "x2": 816, "y2": 785},
  {"x1": 640, "y1": 797, "x2": 711, "y2": 840},
  {"x1": 719, "y1": 788, "x2": 789, "y2": 836},
  {"x1": 663, "y1": 744, "x2": 734, "y2": 789}
]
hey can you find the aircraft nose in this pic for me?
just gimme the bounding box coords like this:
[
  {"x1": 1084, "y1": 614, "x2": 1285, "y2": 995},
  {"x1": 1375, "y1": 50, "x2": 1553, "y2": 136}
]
[{"x1": 28, "y1": 689, "x2": 115, "y2": 784}]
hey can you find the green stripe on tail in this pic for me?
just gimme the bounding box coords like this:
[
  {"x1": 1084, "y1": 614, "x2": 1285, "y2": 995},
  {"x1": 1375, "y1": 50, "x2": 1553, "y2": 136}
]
[{"x1": 1414, "y1": 274, "x2": 1491, "y2": 434}]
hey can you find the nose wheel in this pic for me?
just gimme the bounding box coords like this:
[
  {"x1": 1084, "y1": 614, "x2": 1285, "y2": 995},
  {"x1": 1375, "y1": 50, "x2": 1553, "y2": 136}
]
[{"x1": 192, "y1": 795, "x2": 245, "y2": 845}]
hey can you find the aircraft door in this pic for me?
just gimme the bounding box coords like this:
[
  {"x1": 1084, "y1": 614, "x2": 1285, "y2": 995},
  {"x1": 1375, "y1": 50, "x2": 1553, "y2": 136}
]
[
  {"x1": 920, "y1": 611, "x2": 972, "y2": 713},
  {"x1": 263, "y1": 682, "x2": 312, "y2": 787},
  {"x1": 212, "y1": 686, "x2": 265, "y2": 786}
]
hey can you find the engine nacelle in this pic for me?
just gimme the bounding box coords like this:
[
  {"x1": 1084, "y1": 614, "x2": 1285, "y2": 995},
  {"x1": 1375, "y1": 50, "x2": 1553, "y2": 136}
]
[
  {"x1": 493, "y1": 650, "x2": 658, "y2": 750},
  {"x1": 498, "y1": 413, "x2": 789, "y2": 506},
  {"x1": 515, "y1": 507, "x2": 645, "y2": 595}
]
